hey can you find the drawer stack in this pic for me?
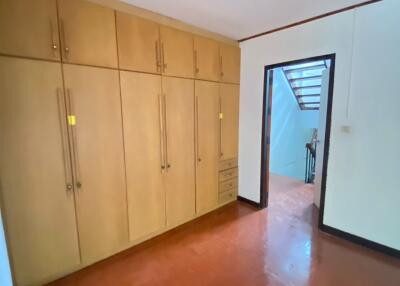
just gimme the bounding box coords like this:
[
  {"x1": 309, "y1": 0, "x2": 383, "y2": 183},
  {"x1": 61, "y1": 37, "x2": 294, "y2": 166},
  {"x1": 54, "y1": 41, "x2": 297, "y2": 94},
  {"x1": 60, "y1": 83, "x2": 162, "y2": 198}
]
[{"x1": 218, "y1": 158, "x2": 238, "y2": 204}]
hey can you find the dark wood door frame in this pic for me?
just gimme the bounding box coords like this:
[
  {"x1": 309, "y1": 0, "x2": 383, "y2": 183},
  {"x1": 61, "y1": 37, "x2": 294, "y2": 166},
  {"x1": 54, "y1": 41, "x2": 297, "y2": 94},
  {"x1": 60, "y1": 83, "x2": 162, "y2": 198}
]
[
  {"x1": 259, "y1": 69, "x2": 274, "y2": 208},
  {"x1": 259, "y1": 54, "x2": 336, "y2": 225}
]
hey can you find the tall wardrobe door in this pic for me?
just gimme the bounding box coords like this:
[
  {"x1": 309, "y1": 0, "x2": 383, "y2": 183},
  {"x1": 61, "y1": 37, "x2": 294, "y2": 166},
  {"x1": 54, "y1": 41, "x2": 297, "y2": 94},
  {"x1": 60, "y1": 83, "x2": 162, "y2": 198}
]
[
  {"x1": 195, "y1": 81, "x2": 219, "y2": 214},
  {"x1": 0, "y1": 57, "x2": 80, "y2": 286},
  {"x1": 63, "y1": 64, "x2": 128, "y2": 264},
  {"x1": 0, "y1": 0, "x2": 60, "y2": 60},
  {"x1": 116, "y1": 13, "x2": 161, "y2": 74},
  {"x1": 58, "y1": 0, "x2": 118, "y2": 68},
  {"x1": 160, "y1": 26, "x2": 194, "y2": 78},
  {"x1": 120, "y1": 71, "x2": 166, "y2": 241},
  {"x1": 162, "y1": 77, "x2": 195, "y2": 227},
  {"x1": 220, "y1": 83, "x2": 240, "y2": 160}
]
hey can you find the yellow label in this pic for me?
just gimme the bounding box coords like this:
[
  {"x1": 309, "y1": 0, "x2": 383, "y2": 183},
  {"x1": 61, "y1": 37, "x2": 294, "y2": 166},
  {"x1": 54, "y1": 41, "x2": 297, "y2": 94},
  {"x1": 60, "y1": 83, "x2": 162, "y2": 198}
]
[
  {"x1": 68, "y1": 115, "x2": 76, "y2": 126},
  {"x1": 219, "y1": 113, "x2": 224, "y2": 119}
]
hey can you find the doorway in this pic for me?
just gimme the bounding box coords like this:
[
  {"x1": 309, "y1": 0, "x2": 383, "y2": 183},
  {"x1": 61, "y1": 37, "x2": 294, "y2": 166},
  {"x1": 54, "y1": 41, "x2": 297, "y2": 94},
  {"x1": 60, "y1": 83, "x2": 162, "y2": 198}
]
[{"x1": 260, "y1": 54, "x2": 335, "y2": 227}]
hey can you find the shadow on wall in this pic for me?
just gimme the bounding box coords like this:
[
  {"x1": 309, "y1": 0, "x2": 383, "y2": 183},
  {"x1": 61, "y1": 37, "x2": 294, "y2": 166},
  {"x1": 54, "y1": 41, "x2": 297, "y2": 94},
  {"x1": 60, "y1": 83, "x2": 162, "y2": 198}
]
[
  {"x1": 0, "y1": 212, "x2": 12, "y2": 286},
  {"x1": 270, "y1": 68, "x2": 319, "y2": 180}
]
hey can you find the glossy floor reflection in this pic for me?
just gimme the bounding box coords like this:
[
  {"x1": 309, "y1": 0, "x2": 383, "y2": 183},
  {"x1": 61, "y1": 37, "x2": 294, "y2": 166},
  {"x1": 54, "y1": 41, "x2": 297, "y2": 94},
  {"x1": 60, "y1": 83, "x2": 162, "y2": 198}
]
[{"x1": 48, "y1": 174, "x2": 400, "y2": 286}]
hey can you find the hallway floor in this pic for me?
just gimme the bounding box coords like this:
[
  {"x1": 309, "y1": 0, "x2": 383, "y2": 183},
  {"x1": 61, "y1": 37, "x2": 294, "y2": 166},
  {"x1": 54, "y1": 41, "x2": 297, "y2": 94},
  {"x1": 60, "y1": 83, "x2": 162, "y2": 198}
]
[{"x1": 49, "y1": 174, "x2": 400, "y2": 286}]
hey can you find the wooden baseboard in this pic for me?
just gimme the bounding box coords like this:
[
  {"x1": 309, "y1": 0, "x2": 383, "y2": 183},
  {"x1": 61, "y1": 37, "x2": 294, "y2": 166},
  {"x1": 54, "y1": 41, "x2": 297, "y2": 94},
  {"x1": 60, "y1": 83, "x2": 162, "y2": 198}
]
[
  {"x1": 320, "y1": 224, "x2": 400, "y2": 260},
  {"x1": 237, "y1": 196, "x2": 261, "y2": 208}
]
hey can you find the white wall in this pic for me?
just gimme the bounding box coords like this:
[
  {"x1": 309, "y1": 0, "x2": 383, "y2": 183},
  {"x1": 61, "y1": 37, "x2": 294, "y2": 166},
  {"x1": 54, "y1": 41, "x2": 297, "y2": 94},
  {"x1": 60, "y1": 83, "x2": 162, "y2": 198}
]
[{"x1": 239, "y1": 0, "x2": 400, "y2": 250}]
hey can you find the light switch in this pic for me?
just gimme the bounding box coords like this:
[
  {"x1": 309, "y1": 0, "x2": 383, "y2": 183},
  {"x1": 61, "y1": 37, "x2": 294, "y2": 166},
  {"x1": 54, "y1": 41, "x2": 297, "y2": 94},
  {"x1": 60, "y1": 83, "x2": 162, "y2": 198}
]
[{"x1": 341, "y1": 125, "x2": 351, "y2": 133}]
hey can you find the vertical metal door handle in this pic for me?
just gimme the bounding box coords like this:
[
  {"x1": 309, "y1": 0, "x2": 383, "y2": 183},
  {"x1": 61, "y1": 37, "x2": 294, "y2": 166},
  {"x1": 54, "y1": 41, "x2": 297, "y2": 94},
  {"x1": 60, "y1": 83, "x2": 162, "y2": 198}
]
[
  {"x1": 60, "y1": 19, "x2": 69, "y2": 58},
  {"x1": 66, "y1": 89, "x2": 82, "y2": 189},
  {"x1": 158, "y1": 94, "x2": 166, "y2": 172},
  {"x1": 220, "y1": 55, "x2": 224, "y2": 77},
  {"x1": 161, "y1": 42, "x2": 166, "y2": 72},
  {"x1": 219, "y1": 95, "x2": 223, "y2": 158},
  {"x1": 194, "y1": 50, "x2": 199, "y2": 74},
  {"x1": 155, "y1": 41, "x2": 161, "y2": 72},
  {"x1": 162, "y1": 94, "x2": 169, "y2": 170},
  {"x1": 50, "y1": 19, "x2": 58, "y2": 52},
  {"x1": 195, "y1": 95, "x2": 200, "y2": 163},
  {"x1": 56, "y1": 88, "x2": 73, "y2": 192}
]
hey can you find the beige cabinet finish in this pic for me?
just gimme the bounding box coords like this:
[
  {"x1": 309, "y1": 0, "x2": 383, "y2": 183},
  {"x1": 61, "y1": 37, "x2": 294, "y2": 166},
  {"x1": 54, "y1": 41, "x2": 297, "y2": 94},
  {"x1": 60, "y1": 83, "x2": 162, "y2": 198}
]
[
  {"x1": 162, "y1": 77, "x2": 196, "y2": 226},
  {"x1": 63, "y1": 64, "x2": 128, "y2": 264},
  {"x1": 194, "y1": 37, "x2": 220, "y2": 81},
  {"x1": 220, "y1": 44, "x2": 240, "y2": 84},
  {"x1": 120, "y1": 71, "x2": 166, "y2": 241},
  {"x1": 160, "y1": 26, "x2": 194, "y2": 78},
  {"x1": 0, "y1": 0, "x2": 60, "y2": 60},
  {"x1": 220, "y1": 83, "x2": 240, "y2": 160},
  {"x1": 195, "y1": 81, "x2": 219, "y2": 214},
  {"x1": 0, "y1": 57, "x2": 80, "y2": 286},
  {"x1": 117, "y1": 12, "x2": 161, "y2": 74},
  {"x1": 0, "y1": 1, "x2": 241, "y2": 284},
  {"x1": 58, "y1": 0, "x2": 118, "y2": 68}
]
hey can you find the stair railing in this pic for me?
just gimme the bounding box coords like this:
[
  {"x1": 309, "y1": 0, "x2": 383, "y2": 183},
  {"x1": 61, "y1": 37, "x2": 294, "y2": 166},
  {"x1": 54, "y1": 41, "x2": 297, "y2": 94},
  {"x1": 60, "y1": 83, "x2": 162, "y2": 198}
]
[{"x1": 305, "y1": 142, "x2": 316, "y2": 184}]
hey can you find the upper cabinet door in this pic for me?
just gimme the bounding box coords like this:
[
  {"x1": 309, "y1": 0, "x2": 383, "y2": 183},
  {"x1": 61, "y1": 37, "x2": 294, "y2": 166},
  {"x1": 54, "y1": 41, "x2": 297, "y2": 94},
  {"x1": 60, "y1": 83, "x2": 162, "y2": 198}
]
[
  {"x1": 58, "y1": 0, "x2": 118, "y2": 68},
  {"x1": 160, "y1": 26, "x2": 194, "y2": 78},
  {"x1": 0, "y1": 57, "x2": 80, "y2": 286},
  {"x1": 120, "y1": 71, "x2": 166, "y2": 242},
  {"x1": 195, "y1": 80, "x2": 219, "y2": 214},
  {"x1": 0, "y1": 0, "x2": 60, "y2": 60},
  {"x1": 220, "y1": 83, "x2": 240, "y2": 160},
  {"x1": 220, "y1": 44, "x2": 240, "y2": 84},
  {"x1": 162, "y1": 77, "x2": 195, "y2": 227},
  {"x1": 63, "y1": 64, "x2": 128, "y2": 264},
  {"x1": 194, "y1": 37, "x2": 220, "y2": 81},
  {"x1": 116, "y1": 13, "x2": 161, "y2": 74}
]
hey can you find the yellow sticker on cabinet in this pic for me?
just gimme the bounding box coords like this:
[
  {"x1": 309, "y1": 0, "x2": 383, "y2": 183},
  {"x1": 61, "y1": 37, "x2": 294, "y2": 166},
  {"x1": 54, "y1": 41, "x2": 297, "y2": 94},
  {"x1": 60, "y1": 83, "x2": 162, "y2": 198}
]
[
  {"x1": 68, "y1": 115, "x2": 76, "y2": 126},
  {"x1": 219, "y1": 113, "x2": 224, "y2": 119}
]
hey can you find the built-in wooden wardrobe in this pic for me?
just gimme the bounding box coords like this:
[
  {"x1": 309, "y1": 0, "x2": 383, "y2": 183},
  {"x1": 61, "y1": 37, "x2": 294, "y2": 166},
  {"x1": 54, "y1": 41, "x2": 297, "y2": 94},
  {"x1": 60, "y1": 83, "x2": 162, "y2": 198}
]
[{"x1": 0, "y1": 0, "x2": 240, "y2": 285}]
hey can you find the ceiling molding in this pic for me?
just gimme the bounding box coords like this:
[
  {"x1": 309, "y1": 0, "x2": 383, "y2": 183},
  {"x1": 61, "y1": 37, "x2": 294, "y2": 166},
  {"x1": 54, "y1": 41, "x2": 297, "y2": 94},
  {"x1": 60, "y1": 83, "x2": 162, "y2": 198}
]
[{"x1": 238, "y1": 0, "x2": 382, "y2": 42}]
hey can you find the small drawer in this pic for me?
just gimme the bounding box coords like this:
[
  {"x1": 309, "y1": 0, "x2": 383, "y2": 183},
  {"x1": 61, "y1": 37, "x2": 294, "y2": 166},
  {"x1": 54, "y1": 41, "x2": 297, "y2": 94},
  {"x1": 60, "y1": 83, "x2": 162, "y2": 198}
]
[
  {"x1": 219, "y1": 168, "x2": 238, "y2": 182},
  {"x1": 219, "y1": 178, "x2": 237, "y2": 193},
  {"x1": 219, "y1": 158, "x2": 238, "y2": 171},
  {"x1": 218, "y1": 189, "x2": 237, "y2": 204}
]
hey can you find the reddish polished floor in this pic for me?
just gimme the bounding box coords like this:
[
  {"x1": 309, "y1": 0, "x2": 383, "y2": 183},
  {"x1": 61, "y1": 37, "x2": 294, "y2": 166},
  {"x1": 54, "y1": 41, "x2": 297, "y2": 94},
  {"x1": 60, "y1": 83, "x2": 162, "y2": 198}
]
[{"x1": 49, "y1": 174, "x2": 400, "y2": 286}]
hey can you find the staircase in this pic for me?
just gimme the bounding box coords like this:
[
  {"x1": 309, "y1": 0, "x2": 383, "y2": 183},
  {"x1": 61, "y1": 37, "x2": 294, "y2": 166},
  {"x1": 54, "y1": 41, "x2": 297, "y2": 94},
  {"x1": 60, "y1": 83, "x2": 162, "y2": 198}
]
[{"x1": 282, "y1": 60, "x2": 330, "y2": 110}]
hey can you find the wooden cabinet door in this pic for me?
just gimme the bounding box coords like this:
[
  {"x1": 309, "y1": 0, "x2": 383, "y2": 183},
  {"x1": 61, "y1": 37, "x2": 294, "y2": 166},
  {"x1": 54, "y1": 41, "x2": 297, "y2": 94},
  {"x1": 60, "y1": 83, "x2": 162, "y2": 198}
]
[
  {"x1": 160, "y1": 26, "x2": 194, "y2": 78},
  {"x1": 0, "y1": 0, "x2": 60, "y2": 60},
  {"x1": 63, "y1": 64, "x2": 128, "y2": 264},
  {"x1": 116, "y1": 12, "x2": 161, "y2": 74},
  {"x1": 194, "y1": 37, "x2": 220, "y2": 81},
  {"x1": 220, "y1": 83, "x2": 240, "y2": 160},
  {"x1": 58, "y1": 0, "x2": 118, "y2": 68},
  {"x1": 220, "y1": 44, "x2": 240, "y2": 84},
  {"x1": 0, "y1": 57, "x2": 80, "y2": 286},
  {"x1": 162, "y1": 77, "x2": 195, "y2": 227},
  {"x1": 120, "y1": 71, "x2": 166, "y2": 241},
  {"x1": 195, "y1": 81, "x2": 219, "y2": 214}
]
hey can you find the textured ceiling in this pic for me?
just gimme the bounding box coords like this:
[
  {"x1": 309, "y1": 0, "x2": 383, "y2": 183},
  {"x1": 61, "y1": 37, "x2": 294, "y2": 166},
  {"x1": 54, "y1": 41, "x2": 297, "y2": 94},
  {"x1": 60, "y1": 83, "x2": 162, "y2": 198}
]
[{"x1": 121, "y1": 0, "x2": 367, "y2": 40}]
